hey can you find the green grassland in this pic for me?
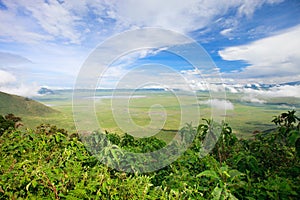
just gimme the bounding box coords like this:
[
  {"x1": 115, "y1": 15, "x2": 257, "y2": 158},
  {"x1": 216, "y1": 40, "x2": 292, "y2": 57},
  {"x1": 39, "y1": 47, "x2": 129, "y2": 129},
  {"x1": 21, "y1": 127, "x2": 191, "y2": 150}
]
[
  {"x1": 2, "y1": 89, "x2": 297, "y2": 140},
  {"x1": 28, "y1": 89, "x2": 300, "y2": 142},
  {"x1": 0, "y1": 91, "x2": 75, "y2": 131},
  {"x1": 0, "y1": 91, "x2": 58, "y2": 116}
]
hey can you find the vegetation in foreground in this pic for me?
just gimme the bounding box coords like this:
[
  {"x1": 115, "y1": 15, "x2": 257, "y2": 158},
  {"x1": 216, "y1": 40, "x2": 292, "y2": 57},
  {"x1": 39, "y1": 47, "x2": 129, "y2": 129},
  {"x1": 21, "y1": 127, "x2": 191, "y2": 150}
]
[{"x1": 0, "y1": 111, "x2": 300, "y2": 199}]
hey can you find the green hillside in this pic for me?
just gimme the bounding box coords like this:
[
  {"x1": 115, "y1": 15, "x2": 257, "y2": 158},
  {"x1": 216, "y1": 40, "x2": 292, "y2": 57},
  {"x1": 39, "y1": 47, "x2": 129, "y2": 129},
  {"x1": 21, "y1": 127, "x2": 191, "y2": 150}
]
[{"x1": 0, "y1": 91, "x2": 58, "y2": 116}]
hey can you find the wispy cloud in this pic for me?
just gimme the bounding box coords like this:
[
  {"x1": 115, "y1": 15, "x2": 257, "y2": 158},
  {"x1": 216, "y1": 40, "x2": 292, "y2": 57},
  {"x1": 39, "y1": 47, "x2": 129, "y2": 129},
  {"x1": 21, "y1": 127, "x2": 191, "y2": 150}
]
[
  {"x1": 107, "y1": 0, "x2": 284, "y2": 38},
  {"x1": 0, "y1": 52, "x2": 32, "y2": 67},
  {"x1": 0, "y1": 0, "x2": 284, "y2": 44},
  {"x1": 220, "y1": 28, "x2": 233, "y2": 37},
  {"x1": 0, "y1": 0, "x2": 108, "y2": 44}
]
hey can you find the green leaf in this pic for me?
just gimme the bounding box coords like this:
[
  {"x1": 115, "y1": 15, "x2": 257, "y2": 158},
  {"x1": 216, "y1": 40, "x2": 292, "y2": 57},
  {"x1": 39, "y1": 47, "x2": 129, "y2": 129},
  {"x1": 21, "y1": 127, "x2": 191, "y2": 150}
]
[
  {"x1": 288, "y1": 130, "x2": 300, "y2": 146},
  {"x1": 211, "y1": 186, "x2": 222, "y2": 200},
  {"x1": 228, "y1": 193, "x2": 238, "y2": 200},
  {"x1": 223, "y1": 171, "x2": 230, "y2": 179},
  {"x1": 32, "y1": 179, "x2": 38, "y2": 188},
  {"x1": 228, "y1": 169, "x2": 244, "y2": 180},
  {"x1": 197, "y1": 170, "x2": 219, "y2": 180},
  {"x1": 245, "y1": 197, "x2": 257, "y2": 200}
]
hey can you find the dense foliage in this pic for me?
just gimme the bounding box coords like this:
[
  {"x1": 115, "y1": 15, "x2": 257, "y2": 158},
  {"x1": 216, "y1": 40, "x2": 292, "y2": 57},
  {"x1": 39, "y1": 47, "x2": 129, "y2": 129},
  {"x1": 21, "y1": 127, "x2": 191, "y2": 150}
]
[
  {"x1": 0, "y1": 111, "x2": 300, "y2": 199},
  {"x1": 0, "y1": 113, "x2": 22, "y2": 136}
]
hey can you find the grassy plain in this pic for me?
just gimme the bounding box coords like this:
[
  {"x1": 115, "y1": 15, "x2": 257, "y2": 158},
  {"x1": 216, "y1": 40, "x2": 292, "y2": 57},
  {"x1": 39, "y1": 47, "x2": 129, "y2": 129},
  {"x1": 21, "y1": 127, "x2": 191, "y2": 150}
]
[{"x1": 29, "y1": 89, "x2": 300, "y2": 142}]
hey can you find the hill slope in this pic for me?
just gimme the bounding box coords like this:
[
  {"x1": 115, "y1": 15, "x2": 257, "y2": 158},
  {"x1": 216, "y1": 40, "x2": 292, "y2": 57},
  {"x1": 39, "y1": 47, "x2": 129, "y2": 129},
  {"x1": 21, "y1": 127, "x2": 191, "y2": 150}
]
[{"x1": 0, "y1": 91, "x2": 58, "y2": 116}]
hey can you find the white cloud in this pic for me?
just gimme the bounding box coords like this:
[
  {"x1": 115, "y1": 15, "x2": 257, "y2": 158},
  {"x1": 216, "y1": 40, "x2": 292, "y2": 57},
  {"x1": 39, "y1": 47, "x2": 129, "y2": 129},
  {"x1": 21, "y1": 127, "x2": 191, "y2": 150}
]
[
  {"x1": 110, "y1": 47, "x2": 167, "y2": 71},
  {"x1": 77, "y1": 28, "x2": 200, "y2": 89},
  {"x1": 0, "y1": 0, "x2": 288, "y2": 89},
  {"x1": 24, "y1": 0, "x2": 81, "y2": 43},
  {"x1": 0, "y1": 0, "x2": 108, "y2": 44},
  {"x1": 111, "y1": 0, "x2": 283, "y2": 34},
  {"x1": 219, "y1": 25, "x2": 300, "y2": 82},
  {"x1": 0, "y1": 70, "x2": 16, "y2": 85},
  {"x1": 0, "y1": 69, "x2": 40, "y2": 97},
  {"x1": 99, "y1": 48, "x2": 167, "y2": 84},
  {"x1": 0, "y1": 1, "x2": 53, "y2": 43},
  {"x1": 0, "y1": 83, "x2": 40, "y2": 97},
  {"x1": 236, "y1": 0, "x2": 284, "y2": 17},
  {"x1": 241, "y1": 95, "x2": 266, "y2": 104},
  {"x1": 243, "y1": 85, "x2": 300, "y2": 98},
  {"x1": 0, "y1": 0, "x2": 284, "y2": 44},
  {"x1": 225, "y1": 85, "x2": 239, "y2": 93},
  {"x1": 201, "y1": 99, "x2": 234, "y2": 110},
  {"x1": 180, "y1": 68, "x2": 228, "y2": 92},
  {"x1": 220, "y1": 28, "x2": 232, "y2": 37}
]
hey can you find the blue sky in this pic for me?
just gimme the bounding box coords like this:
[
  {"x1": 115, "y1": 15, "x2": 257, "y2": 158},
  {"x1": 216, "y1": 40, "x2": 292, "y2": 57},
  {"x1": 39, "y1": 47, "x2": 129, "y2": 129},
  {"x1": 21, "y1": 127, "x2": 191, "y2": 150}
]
[{"x1": 0, "y1": 0, "x2": 300, "y2": 96}]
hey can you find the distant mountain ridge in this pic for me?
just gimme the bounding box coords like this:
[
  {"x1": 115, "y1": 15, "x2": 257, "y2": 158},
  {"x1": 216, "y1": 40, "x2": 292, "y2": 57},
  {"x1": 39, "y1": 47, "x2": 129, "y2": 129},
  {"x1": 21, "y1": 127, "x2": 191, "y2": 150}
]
[
  {"x1": 244, "y1": 81, "x2": 300, "y2": 89},
  {"x1": 0, "y1": 91, "x2": 58, "y2": 116},
  {"x1": 36, "y1": 80, "x2": 300, "y2": 95},
  {"x1": 279, "y1": 80, "x2": 300, "y2": 86}
]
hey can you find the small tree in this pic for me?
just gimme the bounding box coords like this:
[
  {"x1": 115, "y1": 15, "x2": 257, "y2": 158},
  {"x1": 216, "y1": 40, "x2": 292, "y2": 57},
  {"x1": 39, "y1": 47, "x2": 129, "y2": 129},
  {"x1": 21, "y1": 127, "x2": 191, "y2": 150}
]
[{"x1": 272, "y1": 110, "x2": 300, "y2": 156}]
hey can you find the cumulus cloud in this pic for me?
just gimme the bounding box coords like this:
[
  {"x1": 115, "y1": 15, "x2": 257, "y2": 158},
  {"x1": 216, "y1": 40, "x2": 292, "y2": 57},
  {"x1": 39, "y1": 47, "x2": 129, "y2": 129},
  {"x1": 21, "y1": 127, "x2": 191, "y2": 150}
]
[
  {"x1": 241, "y1": 95, "x2": 267, "y2": 104},
  {"x1": 0, "y1": 70, "x2": 16, "y2": 85},
  {"x1": 0, "y1": 83, "x2": 40, "y2": 97},
  {"x1": 201, "y1": 99, "x2": 234, "y2": 110},
  {"x1": 219, "y1": 25, "x2": 300, "y2": 82},
  {"x1": 0, "y1": 69, "x2": 40, "y2": 97}
]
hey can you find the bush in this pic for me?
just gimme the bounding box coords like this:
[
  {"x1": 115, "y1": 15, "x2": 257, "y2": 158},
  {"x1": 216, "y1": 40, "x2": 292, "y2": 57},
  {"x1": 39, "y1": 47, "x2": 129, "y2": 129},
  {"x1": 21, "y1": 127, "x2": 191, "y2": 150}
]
[
  {"x1": 0, "y1": 113, "x2": 22, "y2": 136},
  {"x1": 0, "y1": 111, "x2": 300, "y2": 199}
]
